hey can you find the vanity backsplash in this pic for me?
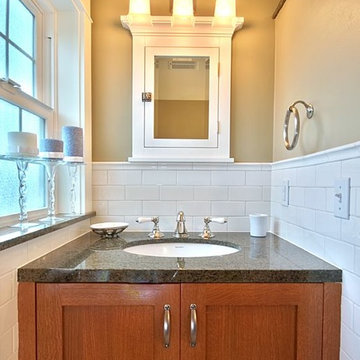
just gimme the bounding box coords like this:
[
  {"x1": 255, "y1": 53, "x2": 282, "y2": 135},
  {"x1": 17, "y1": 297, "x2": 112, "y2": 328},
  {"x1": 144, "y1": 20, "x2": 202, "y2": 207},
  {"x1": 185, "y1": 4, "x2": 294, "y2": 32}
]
[{"x1": 92, "y1": 162, "x2": 271, "y2": 232}]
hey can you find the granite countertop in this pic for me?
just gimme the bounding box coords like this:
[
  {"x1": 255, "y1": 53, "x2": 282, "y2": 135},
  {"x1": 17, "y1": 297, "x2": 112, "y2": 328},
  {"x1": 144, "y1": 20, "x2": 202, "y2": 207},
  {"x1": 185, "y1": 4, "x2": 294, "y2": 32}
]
[
  {"x1": 18, "y1": 231, "x2": 341, "y2": 283},
  {"x1": 0, "y1": 212, "x2": 95, "y2": 251}
]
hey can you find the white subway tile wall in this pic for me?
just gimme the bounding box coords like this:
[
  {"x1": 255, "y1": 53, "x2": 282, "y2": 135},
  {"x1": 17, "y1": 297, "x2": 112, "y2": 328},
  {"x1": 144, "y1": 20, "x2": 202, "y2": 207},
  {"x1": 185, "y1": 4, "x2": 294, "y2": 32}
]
[
  {"x1": 92, "y1": 163, "x2": 272, "y2": 233},
  {"x1": 0, "y1": 220, "x2": 90, "y2": 360},
  {"x1": 271, "y1": 142, "x2": 360, "y2": 360},
  {"x1": 4, "y1": 143, "x2": 360, "y2": 359}
]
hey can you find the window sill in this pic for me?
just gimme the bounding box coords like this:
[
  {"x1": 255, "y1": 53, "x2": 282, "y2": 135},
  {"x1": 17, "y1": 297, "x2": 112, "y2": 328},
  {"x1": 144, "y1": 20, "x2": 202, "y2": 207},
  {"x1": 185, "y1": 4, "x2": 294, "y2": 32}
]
[{"x1": 0, "y1": 212, "x2": 95, "y2": 252}]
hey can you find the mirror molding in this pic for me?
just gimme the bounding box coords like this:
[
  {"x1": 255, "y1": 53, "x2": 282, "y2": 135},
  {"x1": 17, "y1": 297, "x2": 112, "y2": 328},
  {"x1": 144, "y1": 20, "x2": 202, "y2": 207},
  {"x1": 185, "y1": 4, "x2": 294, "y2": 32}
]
[{"x1": 121, "y1": 15, "x2": 244, "y2": 162}]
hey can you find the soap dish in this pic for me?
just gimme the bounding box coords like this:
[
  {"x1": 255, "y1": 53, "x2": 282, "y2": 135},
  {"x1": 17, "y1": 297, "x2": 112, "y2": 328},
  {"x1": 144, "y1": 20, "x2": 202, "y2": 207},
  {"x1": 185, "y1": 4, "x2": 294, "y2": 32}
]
[{"x1": 90, "y1": 222, "x2": 129, "y2": 238}]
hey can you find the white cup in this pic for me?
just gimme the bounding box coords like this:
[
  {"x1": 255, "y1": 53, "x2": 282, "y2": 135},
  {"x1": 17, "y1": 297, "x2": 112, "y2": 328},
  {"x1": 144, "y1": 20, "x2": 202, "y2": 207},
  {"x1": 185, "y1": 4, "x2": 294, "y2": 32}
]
[{"x1": 249, "y1": 214, "x2": 268, "y2": 237}]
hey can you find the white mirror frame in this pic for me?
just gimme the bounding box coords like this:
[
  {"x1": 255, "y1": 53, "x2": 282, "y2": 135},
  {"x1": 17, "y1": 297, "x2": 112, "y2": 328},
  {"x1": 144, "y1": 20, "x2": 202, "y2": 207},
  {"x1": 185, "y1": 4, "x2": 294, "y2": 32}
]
[{"x1": 121, "y1": 16, "x2": 244, "y2": 162}]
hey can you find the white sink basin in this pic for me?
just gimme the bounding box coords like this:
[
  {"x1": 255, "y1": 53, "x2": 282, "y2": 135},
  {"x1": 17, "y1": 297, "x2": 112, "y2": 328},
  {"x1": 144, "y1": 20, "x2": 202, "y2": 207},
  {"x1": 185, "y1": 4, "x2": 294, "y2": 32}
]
[{"x1": 123, "y1": 241, "x2": 239, "y2": 258}]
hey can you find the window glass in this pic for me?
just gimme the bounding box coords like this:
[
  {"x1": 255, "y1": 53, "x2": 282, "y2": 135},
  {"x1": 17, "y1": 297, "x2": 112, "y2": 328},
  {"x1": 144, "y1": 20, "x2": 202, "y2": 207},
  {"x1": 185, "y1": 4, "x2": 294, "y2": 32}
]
[
  {"x1": 0, "y1": 99, "x2": 20, "y2": 216},
  {"x1": 9, "y1": 44, "x2": 33, "y2": 95},
  {"x1": 0, "y1": 0, "x2": 6, "y2": 35},
  {"x1": 22, "y1": 109, "x2": 44, "y2": 135},
  {"x1": 9, "y1": 0, "x2": 34, "y2": 57},
  {"x1": 0, "y1": 161, "x2": 46, "y2": 216},
  {"x1": 0, "y1": 99, "x2": 19, "y2": 154},
  {"x1": 26, "y1": 163, "x2": 46, "y2": 210},
  {"x1": 0, "y1": 36, "x2": 6, "y2": 79},
  {"x1": 0, "y1": 162, "x2": 19, "y2": 216}
]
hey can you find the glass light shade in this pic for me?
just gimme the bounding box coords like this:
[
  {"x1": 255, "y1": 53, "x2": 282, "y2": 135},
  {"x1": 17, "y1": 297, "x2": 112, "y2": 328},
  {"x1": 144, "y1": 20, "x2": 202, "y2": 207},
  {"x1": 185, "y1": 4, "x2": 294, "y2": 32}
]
[
  {"x1": 214, "y1": 0, "x2": 236, "y2": 17},
  {"x1": 128, "y1": 0, "x2": 150, "y2": 15},
  {"x1": 172, "y1": 0, "x2": 194, "y2": 16}
]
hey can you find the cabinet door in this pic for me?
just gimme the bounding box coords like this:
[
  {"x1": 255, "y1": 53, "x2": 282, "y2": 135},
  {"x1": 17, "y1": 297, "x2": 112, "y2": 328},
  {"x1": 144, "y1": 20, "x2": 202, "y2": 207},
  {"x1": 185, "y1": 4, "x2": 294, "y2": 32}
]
[
  {"x1": 37, "y1": 283, "x2": 180, "y2": 360},
  {"x1": 181, "y1": 283, "x2": 323, "y2": 360}
]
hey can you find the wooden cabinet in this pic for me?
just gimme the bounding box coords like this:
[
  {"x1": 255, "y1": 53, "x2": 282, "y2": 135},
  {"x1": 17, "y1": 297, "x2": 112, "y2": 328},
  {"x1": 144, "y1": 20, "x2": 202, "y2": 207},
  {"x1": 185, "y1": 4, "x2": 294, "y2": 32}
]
[
  {"x1": 19, "y1": 282, "x2": 341, "y2": 360},
  {"x1": 181, "y1": 284, "x2": 327, "y2": 360},
  {"x1": 32, "y1": 284, "x2": 180, "y2": 360}
]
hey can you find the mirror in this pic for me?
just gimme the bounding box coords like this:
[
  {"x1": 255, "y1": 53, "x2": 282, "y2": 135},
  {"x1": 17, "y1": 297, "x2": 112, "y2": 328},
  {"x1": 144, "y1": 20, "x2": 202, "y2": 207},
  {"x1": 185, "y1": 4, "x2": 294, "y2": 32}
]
[
  {"x1": 154, "y1": 56, "x2": 209, "y2": 140},
  {"x1": 144, "y1": 46, "x2": 219, "y2": 150}
]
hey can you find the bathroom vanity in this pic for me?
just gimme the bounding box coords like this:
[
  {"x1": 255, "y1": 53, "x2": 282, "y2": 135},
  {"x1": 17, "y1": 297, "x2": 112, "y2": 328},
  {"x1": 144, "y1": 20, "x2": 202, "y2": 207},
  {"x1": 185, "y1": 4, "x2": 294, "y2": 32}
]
[{"x1": 18, "y1": 232, "x2": 341, "y2": 360}]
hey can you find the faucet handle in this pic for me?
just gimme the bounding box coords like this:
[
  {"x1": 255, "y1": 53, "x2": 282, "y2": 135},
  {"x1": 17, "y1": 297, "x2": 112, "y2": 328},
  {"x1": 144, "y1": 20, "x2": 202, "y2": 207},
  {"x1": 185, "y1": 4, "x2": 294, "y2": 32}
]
[
  {"x1": 206, "y1": 217, "x2": 227, "y2": 224},
  {"x1": 199, "y1": 217, "x2": 227, "y2": 239},
  {"x1": 136, "y1": 216, "x2": 164, "y2": 239},
  {"x1": 136, "y1": 217, "x2": 156, "y2": 223}
]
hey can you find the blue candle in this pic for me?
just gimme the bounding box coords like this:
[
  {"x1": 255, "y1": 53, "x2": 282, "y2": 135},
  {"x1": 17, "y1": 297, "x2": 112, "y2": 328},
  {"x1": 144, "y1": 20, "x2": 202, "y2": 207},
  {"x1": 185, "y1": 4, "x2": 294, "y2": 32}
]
[
  {"x1": 40, "y1": 139, "x2": 63, "y2": 152},
  {"x1": 62, "y1": 126, "x2": 83, "y2": 161},
  {"x1": 39, "y1": 138, "x2": 64, "y2": 159}
]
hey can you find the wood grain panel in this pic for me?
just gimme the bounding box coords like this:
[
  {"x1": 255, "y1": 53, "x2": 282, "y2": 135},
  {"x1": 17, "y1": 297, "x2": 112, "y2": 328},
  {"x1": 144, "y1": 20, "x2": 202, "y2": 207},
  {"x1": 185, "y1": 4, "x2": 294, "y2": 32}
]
[
  {"x1": 37, "y1": 283, "x2": 180, "y2": 360},
  {"x1": 322, "y1": 283, "x2": 341, "y2": 360},
  {"x1": 63, "y1": 305, "x2": 154, "y2": 360},
  {"x1": 206, "y1": 305, "x2": 297, "y2": 360},
  {"x1": 18, "y1": 282, "x2": 36, "y2": 360},
  {"x1": 181, "y1": 283, "x2": 323, "y2": 360},
  {"x1": 37, "y1": 283, "x2": 63, "y2": 359}
]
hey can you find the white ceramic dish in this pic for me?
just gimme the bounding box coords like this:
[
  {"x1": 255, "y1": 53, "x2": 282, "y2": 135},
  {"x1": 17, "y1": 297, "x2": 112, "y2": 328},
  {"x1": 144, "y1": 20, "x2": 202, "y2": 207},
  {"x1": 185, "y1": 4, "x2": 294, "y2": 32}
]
[{"x1": 90, "y1": 222, "x2": 129, "y2": 238}]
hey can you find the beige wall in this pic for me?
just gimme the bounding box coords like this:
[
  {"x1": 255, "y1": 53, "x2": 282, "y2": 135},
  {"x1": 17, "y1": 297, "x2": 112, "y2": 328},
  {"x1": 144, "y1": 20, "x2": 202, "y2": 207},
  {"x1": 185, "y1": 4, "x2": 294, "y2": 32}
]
[
  {"x1": 273, "y1": 0, "x2": 360, "y2": 161},
  {"x1": 92, "y1": 0, "x2": 277, "y2": 162},
  {"x1": 91, "y1": 0, "x2": 132, "y2": 162},
  {"x1": 231, "y1": 0, "x2": 276, "y2": 162}
]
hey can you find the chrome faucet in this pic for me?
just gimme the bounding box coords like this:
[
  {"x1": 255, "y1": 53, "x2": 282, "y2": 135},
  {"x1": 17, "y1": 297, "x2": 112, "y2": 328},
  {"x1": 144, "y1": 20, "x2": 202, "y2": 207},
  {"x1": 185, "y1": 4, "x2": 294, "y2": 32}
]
[{"x1": 174, "y1": 211, "x2": 189, "y2": 238}]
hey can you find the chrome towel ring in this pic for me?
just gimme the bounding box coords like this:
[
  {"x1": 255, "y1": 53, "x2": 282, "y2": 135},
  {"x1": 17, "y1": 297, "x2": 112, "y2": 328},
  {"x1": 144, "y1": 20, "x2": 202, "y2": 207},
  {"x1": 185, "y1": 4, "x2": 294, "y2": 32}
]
[{"x1": 283, "y1": 100, "x2": 314, "y2": 150}]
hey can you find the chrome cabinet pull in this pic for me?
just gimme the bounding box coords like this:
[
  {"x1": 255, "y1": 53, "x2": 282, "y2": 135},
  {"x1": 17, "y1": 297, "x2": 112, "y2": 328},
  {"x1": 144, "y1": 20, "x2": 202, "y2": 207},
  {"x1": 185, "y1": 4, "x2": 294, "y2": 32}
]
[
  {"x1": 190, "y1": 304, "x2": 197, "y2": 347},
  {"x1": 163, "y1": 304, "x2": 171, "y2": 348},
  {"x1": 142, "y1": 92, "x2": 152, "y2": 102}
]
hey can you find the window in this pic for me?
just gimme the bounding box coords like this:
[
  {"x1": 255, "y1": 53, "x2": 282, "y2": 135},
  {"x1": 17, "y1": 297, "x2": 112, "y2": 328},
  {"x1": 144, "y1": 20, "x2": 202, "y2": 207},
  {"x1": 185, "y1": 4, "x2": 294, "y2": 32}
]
[
  {"x1": 0, "y1": 0, "x2": 53, "y2": 219},
  {"x1": 0, "y1": 0, "x2": 35, "y2": 95}
]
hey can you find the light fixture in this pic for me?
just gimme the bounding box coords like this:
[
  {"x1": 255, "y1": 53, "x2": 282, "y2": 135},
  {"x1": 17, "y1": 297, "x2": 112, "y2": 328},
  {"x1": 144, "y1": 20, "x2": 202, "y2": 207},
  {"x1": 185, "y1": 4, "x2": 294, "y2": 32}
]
[
  {"x1": 214, "y1": 0, "x2": 237, "y2": 26},
  {"x1": 127, "y1": 0, "x2": 151, "y2": 24},
  {"x1": 172, "y1": 0, "x2": 194, "y2": 26},
  {"x1": 123, "y1": 0, "x2": 241, "y2": 28}
]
